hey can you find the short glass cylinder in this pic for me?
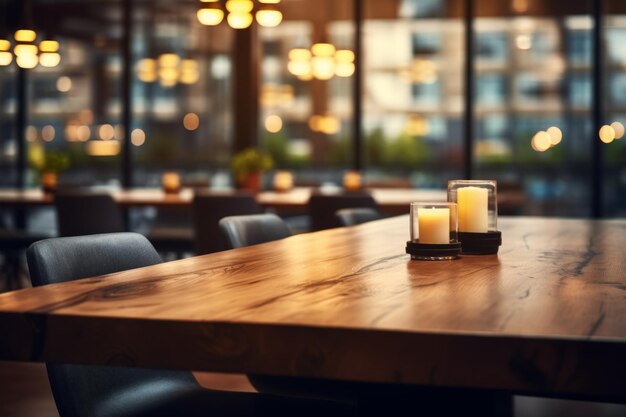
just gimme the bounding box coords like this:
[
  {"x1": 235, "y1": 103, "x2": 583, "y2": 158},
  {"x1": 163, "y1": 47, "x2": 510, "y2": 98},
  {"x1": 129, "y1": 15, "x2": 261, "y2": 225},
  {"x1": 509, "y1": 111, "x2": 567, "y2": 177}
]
[
  {"x1": 447, "y1": 180, "x2": 497, "y2": 233},
  {"x1": 410, "y1": 202, "x2": 458, "y2": 244},
  {"x1": 407, "y1": 202, "x2": 461, "y2": 261}
]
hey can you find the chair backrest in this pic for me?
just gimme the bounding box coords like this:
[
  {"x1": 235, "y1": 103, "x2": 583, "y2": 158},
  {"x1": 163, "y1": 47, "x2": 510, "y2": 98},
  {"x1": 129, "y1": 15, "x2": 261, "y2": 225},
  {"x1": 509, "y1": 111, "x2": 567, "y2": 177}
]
[
  {"x1": 308, "y1": 193, "x2": 379, "y2": 231},
  {"x1": 219, "y1": 214, "x2": 292, "y2": 249},
  {"x1": 54, "y1": 190, "x2": 125, "y2": 237},
  {"x1": 26, "y1": 233, "x2": 196, "y2": 417},
  {"x1": 193, "y1": 192, "x2": 263, "y2": 254},
  {"x1": 335, "y1": 208, "x2": 381, "y2": 227}
]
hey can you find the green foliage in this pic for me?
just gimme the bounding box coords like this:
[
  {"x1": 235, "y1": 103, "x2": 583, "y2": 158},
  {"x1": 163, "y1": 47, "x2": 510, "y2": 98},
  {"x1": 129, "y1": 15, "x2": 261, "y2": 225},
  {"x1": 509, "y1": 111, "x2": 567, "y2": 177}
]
[
  {"x1": 330, "y1": 134, "x2": 351, "y2": 166},
  {"x1": 387, "y1": 133, "x2": 430, "y2": 168},
  {"x1": 231, "y1": 148, "x2": 274, "y2": 182},
  {"x1": 263, "y1": 133, "x2": 311, "y2": 168},
  {"x1": 264, "y1": 132, "x2": 290, "y2": 167},
  {"x1": 364, "y1": 127, "x2": 388, "y2": 166},
  {"x1": 29, "y1": 145, "x2": 70, "y2": 174}
]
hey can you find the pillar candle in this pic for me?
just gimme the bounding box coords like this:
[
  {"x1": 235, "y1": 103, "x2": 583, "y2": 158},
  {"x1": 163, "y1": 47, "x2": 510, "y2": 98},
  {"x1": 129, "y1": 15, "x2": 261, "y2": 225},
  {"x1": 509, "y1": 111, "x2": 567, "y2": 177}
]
[
  {"x1": 457, "y1": 186, "x2": 488, "y2": 233},
  {"x1": 418, "y1": 208, "x2": 450, "y2": 244}
]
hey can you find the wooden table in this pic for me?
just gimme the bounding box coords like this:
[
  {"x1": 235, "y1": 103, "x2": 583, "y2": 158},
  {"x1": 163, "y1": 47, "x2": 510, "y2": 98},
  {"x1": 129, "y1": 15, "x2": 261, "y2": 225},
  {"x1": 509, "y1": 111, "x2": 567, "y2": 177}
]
[
  {"x1": 0, "y1": 216, "x2": 624, "y2": 403},
  {"x1": 0, "y1": 187, "x2": 446, "y2": 215}
]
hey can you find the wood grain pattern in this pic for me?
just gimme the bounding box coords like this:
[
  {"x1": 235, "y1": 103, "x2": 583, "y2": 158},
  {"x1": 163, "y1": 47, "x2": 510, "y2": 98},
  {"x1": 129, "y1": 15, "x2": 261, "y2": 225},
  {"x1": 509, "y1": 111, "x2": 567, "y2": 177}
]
[
  {"x1": 0, "y1": 217, "x2": 625, "y2": 402},
  {"x1": 0, "y1": 187, "x2": 446, "y2": 214}
]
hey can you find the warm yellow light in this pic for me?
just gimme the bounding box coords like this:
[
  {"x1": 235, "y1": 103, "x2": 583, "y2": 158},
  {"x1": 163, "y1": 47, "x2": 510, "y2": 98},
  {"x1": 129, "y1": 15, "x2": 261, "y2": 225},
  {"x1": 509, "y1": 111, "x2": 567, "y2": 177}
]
[
  {"x1": 131, "y1": 129, "x2": 146, "y2": 146},
  {"x1": 287, "y1": 60, "x2": 311, "y2": 77},
  {"x1": 310, "y1": 114, "x2": 340, "y2": 135},
  {"x1": 335, "y1": 62, "x2": 355, "y2": 77},
  {"x1": 39, "y1": 40, "x2": 59, "y2": 52},
  {"x1": 308, "y1": 115, "x2": 322, "y2": 132},
  {"x1": 311, "y1": 56, "x2": 335, "y2": 80},
  {"x1": 42, "y1": 125, "x2": 56, "y2": 142},
  {"x1": 78, "y1": 109, "x2": 94, "y2": 125},
  {"x1": 256, "y1": 9, "x2": 283, "y2": 27},
  {"x1": 159, "y1": 53, "x2": 180, "y2": 68},
  {"x1": 259, "y1": 0, "x2": 280, "y2": 3},
  {"x1": 298, "y1": 72, "x2": 314, "y2": 81},
  {"x1": 335, "y1": 50, "x2": 355, "y2": 62},
  {"x1": 179, "y1": 69, "x2": 200, "y2": 84},
  {"x1": 273, "y1": 171, "x2": 293, "y2": 192},
  {"x1": 0, "y1": 51, "x2": 12, "y2": 66},
  {"x1": 226, "y1": 0, "x2": 254, "y2": 13},
  {"x1": 197, "y1": 7, "x2": 224, "y2": 26},
  {"x1": 14, "y1": 44, "x2": 38, "y2": 56},
  {"x1": 531, "y1": 131, "x2": 551, "y2": 152},
  {"x1": 227, "y1": 12, "x2": 254, "y2": 29},
  {"x1": 546, "y1": 126, "x2": 562, "y2": 146},
  {"x1": 406, "y1": 115, "x2": 430, "y2": 136},
  {"x1": 320, "y1": 115, "x2": 340, "y2": 135},
  {"x1": 610, "y1": 121, "x2": 624, "y2": 139},
  {"x1": 56, "y1": 76, "x2": 72, "y2": 92},
  {"x1": 86, "y1": 140, "x2": 120, "y2": 156},
  {"x1": 0, "y1": 39, "x2": 10, "y2": 51},
  {"x1": 39, "y1": 52, "x2": 61, "y2": 67},
  {"x1": 516, "y1": 34, "x2": 532, "y2": 50},
  {"x1": 343, "y1": 171, "x2": 362, "y2": 192},
  {"x1": 183, "y1": 113, "x2": 200, "y2": 131},
  {"x1": 265, "y1": 114, "x2": 283, "y2": 133},
  {"x1": 26, "y1": 126, "x2": 38, "y2": 142},
  {"x1": 77, "y1": 125, "x2": 91, "y2": 142},
  {"x1": 599, "y1": 125, "x2": 615, "y2": 144},
  {"x1": 312, "y1": 43, "x2": 336, "y2": 57},
  {"x1": 99, "y1": 124, "x2": 115, "y2": 140},
  {"x1": 159, "y1": 67, "x2": 180, "y2": 85},
  {"x1": 14, "y1": 29, "x2": 37, "y2": 43},
  {"x1": 16, "y1": 53, "x2": 38, "y2": 69},
  {"x1": 137, "y1": 58, "x2": 158, "y2": 82},
  {"x1": 65, "y1": 124, "x2": 79, "y2": 142},
  {"x1": 289, "y1": 48, "x2": 311, "y2": 61}
]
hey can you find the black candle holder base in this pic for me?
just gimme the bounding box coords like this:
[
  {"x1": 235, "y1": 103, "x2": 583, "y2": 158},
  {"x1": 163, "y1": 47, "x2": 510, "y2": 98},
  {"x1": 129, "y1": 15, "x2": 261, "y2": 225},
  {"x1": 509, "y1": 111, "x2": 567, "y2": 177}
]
[
  {"x1": 406, "y1": 241, "x2": 462, "y2": 261},
  {"x1": 458, "y1": 231, "x2": 502, "y2": 255}
]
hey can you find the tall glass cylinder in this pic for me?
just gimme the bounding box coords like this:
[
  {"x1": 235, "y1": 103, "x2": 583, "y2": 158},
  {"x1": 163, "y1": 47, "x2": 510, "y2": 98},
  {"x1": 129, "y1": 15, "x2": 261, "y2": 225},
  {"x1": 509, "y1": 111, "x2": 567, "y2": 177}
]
[
  {"x1": 447, "y1": 180, "x2": 497, "y2": 233},
  {"x1": 447, "y1": 180, "x2": 501, "y2": 255}
]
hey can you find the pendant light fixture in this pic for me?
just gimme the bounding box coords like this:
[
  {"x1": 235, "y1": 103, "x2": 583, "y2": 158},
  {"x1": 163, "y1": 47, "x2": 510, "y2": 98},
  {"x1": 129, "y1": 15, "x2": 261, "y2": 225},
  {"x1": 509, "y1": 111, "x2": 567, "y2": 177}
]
[
  {"x1": 197, "y1": 0, "x2": 282, "y2": 29},
  {"x1": 288, "y1": 44, "x2": 355, "y2": 81},
  {"x1": 0, "y1": 2, "x2": 12, "y2": 66},
  {"x1": 1, "y1": 0, "x2": 62, "y2": 69}
]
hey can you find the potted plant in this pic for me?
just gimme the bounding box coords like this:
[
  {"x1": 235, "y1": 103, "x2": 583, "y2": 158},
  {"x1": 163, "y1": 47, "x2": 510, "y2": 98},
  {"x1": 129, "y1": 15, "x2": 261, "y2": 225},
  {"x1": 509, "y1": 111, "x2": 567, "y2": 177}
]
[
  {"x1": 29, "y1": 147, "x2": 70, "y2": 193},
  {"x1": 230, "y1": 148, "x2": 273, "y2": 192}
]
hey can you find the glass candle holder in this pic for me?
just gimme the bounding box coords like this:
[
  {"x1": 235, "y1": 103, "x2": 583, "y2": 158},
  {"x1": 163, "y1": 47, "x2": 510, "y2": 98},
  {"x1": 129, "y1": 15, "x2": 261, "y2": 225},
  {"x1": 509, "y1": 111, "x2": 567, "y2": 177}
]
[
  {"x1": 343, "y1": 170, "x2": 362, "y2": 192},
  {"x1": 406, "y1": 202, "x2": 461, "y2": 261},
  {"x1": 162, "y1": 172, "x2": 182, "y2": 194},
  {"x1": 447, "y1": 180, "x2": 502, "y2": 254},
  {"x1": 273, "y1": 171, "x2": 294, "y2": 192}
]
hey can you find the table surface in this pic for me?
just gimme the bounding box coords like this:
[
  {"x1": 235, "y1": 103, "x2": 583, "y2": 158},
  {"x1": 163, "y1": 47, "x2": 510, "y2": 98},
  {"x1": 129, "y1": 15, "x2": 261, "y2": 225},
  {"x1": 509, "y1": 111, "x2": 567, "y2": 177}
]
[
  {"x1": 0, "y1": 216, "x2": 624, "y2": 401},
  {"x1": 0, "y1": 187, "x2": 447, "y2": 214}
]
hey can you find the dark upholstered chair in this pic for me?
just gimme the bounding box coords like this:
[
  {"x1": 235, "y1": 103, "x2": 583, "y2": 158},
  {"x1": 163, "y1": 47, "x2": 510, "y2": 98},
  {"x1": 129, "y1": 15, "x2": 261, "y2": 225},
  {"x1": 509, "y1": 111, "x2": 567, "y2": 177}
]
[
  {"x1": 54, "y1": 190, "x2": 193, "y2": 254},
  {"x1": 335, "y1": 208, "x2": 381, "y2": 227},
  {"x1": 193, "y1": 192, "x2": 263, "y2": 254},
  {"x1": 54, "y1": 190, "x2": 124, "y2": 237},
  {"x1": 26, "y1": 233, "x2": 353, "y2": 417},
  {"x1": 219, "y1": 214, "x2": 292, "y2": 249},
  {"x1": 308, "y1": 193, "x2": 379, "y2": 231}
]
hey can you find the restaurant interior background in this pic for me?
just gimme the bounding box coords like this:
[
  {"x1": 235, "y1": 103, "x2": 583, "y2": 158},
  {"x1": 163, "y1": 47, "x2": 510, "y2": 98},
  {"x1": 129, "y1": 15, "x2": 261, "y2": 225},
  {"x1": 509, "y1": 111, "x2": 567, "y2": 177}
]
[{"x1": 1, "y1": 0, "x2": 625, "y2": 236}]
